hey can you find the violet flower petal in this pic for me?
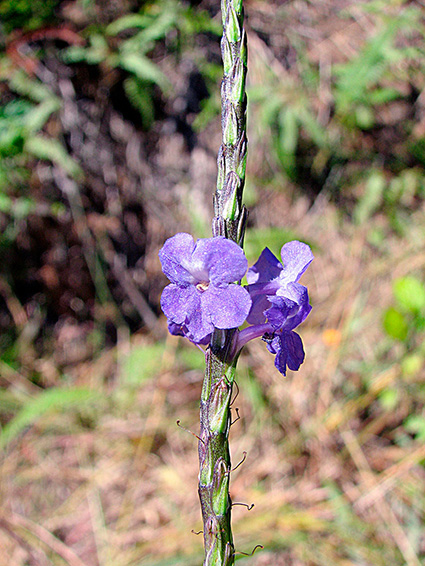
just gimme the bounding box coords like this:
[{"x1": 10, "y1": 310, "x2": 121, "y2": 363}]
[
  {"x1": 280, "y1": 331, "x2": 305, "y2": 372},
  {"x1": 266, "y1": 331, "x2": 305, "y2": 376},
  {"x1": 279, "y1": 241, "x2": 313, "y2": 284},
  {"x1": 264, "y1": 296, "x2": 294, "y2": 329},
  {"x1": 159, "y1": 233, "x2": 256, "y2": 343},
  {"x1": 168, "y1": 321, "x2": 185, "y2": 337},
  {"x1": 168, "y1": 321, "x2": 212, "y2": 345},
  {"x1": 246, "y1": 247, "x2": 282, "y2": 285},
  {"x1": 266, "y1": 285, "x2": 311, "y2": 331},
  {"x1": 193, "y1": 237, "x2": 248, "y2": 287},
  {"x1": 246, "y1": 293, "x2": 270, "y2": 325},
  {"x1": 161, "y1": 284, "x2": 214, "y2": 343},
  {"x1": 277, "y1": 281, "x2": 308, "y2": 304},
  {"x1": 159, "y1": 233, "x2": 197, "y2": 285},
  {"x1": 246, "y1": 242, "x2": 313, "y2": 328},
  {"x1": 202, "y1": 284, "x2": 251, "y2": 329},
  {"x1": 185, "y1": 304, "x2": 214, "y2": 344},
  {"x1": 160, "y1": 284, "x2": 199, "y2": 325}
]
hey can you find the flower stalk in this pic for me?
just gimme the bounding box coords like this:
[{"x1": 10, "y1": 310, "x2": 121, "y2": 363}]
[
  {"x1": 158, "y1": 2, "x2": 313, "y2": 563},
  {"x1": 198, "y1": 0, "x2": 248, "y2": 563},
  {"x1": 213, "y1": 0, "x2": 247, "y2": 245}
]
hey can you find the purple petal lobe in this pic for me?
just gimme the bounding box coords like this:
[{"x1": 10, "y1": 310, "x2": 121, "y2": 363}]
[
  {"x1": 168, "y1": 322, "x2": 185, "y2": 337},
  {"x1": 168, "y1": 322, "x2": 211, "y2": 345},
  {"x1": 265, "y1": 296, "x2": 294, "y2": 329},
  {"x1": 193, "y1": 237, "x2": 248, "y2": 287},
  {"x1": 202, "y1": 284, "x2": 251, "y2": 329},
  {"x1": 266, "y1": 331, "x2": 305, "y2": 376},
  {"x1": 246, "y1": 247, "x2": 282, "y2": 285},
  {"x1": 161, "y1": 284, "x2": 213, "y2": 343},
  {"x1": 280, "y1": 241, "x2": 313, "y2": 283},
  {"x1": 159, "y1": 233, "x2": 253, "y2": 342},
  {"x1": 267, "y1": 285, "x2": 311, "y2": 331},
  {"x1": 185, "y1": 305, "x2": 214, "y2": 344},
  {"x1": 246, "y1": 293, "x2": 270, "y2": 325},
  {"x1": 246, "y1": 241, "x2": 313, "y2": 333},
  {"x1": 281, "y1": 331, "x2": 305, "y2": 372},
  {"x1": 159, "y1": 233, "x2": 196, "y2": 285},
  {"x1": 160, "y1": 284, "x2": 199, "y2": 324}
]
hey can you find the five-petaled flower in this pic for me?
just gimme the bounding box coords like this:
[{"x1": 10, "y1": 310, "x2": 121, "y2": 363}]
[{"x1": 159, "y1": 233, "x2": 251, "y2": 344}]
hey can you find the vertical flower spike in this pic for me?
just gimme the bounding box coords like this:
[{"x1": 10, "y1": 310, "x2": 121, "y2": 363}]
[
  {"x1": 196, "y1": 1, "x2": 249, "y2": 563},
  {"x1": 213, "y1": 0, "x2": 248, "y2": 246},
  {"x1": 158, "y1": 0, "x2": 314, "y2": 561}
]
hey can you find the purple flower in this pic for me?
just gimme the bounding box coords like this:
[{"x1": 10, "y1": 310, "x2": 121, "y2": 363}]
[
  {"x1": 159, "y1": 233, "x2": 251, "y2": 344},
  {"x1": 264, "y1": 331, "x2": 305, "y2": 376},
  {"x1": 235, "y1": 240, "x2": 313, "y2": 376},
  {"x1": 246, "y1": 241, "x2": 313, "y2": 329}
]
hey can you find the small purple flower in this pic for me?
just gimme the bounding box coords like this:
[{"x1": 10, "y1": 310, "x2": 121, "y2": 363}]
[
  {"x1": 246, "y1": 241, "x2": 313, "y2": 329},
  {"x1": 159, "y1": 233, "x2": 251, "y2": 344},
  {"x1": 234, "y1": 240, "x2": 313, "y2": 376}
]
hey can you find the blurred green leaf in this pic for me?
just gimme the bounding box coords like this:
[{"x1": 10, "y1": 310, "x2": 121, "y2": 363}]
[
  {"x1": 106, "y1": 14, "x2": 151, "y2": 35},
  {"x1": 177, "y1": 347, "x2": 204, "y2": 371},
  {"x1": 354, "y1": 105, "x2": 375, "y2": 129},
  {"x1": 382, "y1": 307, "x2": 408, "y2": 341},
  {"x1": 130, "y1": 5, "x2": 177, "y2": 47},
  {"x1": 118, "y1": 53, "x2": 170, "y2": 92},
  {"x1": 7, "y1": 71, "x2": 57, "y2": 103},
  {"x1": 354, "y1": 171, "x2": 385, "y2": 224},
  {"x1": 277, "y1": 107, "x2": 298, "y2": 178},
  {"x1": 122, "y1": 343, "x2": 166, "y2": 385},
  {"x1": 0, "y1": 388, "x2": 100, "y2": 448},
  {"x1": 378, "y1": 388, "x2": 399, "y2": 411},
  {"x1": 0, "y1": 0, "x2": 60, "y2": 33},
  {"x1": 334, "y1": 18, "x2": 403, "y2": 113},
  {"x1": 404, "y1": 414, "x2": 425, "y2": 441},
  {"x1": 25, "y1": 135, "x2": 83, "y2": 179},
  {"x1": 401, "y1": 354, "x2": 423, "y2": 379},
  {"x1": 0, "y1": 193, "x2": 12, "y2": 213},
  {"x1": 123, "y1": 77, "x2": 155, "y2": 129},
  {"x1": 63, "y1": 34, "x2": 109, "y2": 65},
  {"x1": 393, "y1": 276, "x2": 425, "y2": 315},
  {"x1": 24, "y1": 97, "x2": 61, "y2": 133},
  {"x1": 13, "y1": 197, "x2": 36, "y2": 219}
]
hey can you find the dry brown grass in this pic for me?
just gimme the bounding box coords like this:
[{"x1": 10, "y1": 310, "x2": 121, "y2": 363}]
[{"x1": 1, "y1": 196, "x2": 425, "y2": 565}]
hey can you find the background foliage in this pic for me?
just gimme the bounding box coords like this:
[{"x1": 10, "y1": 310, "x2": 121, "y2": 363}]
[{"x1": 1, "y1": 0, "x2": 425, "y2": 565}]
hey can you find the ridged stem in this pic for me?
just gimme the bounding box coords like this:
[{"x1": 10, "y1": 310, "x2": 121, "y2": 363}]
[
  {"x1": 198, "y1": 1, "x2": 248, "y2": 564},
  {"x1": 212, "y1": 0, "x2": 247, "y2": 245},
  {"x1": 198, "y1": 336, "x2": 237, "y2": 566}
]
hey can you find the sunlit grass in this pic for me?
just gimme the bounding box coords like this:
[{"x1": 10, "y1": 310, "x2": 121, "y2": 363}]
[{"x1": 1, "y1": 201, "x2": 425, "y2": 565}]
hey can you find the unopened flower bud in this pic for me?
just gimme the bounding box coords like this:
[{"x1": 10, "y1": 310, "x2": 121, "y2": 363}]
[
  {"x1": 212, "y1": 458, "x2": 230, "y2": 515},
  {"x1": 209, "y1": 377, "x2": 231, "y2": 433}
]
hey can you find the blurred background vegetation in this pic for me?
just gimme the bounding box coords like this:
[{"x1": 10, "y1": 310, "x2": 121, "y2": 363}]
[{"x1": 0, "y1": 0, "x2": 425, "y2": 564}]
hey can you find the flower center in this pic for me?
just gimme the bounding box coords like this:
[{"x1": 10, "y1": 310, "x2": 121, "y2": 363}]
[{"x1": 196, "y1": 281, "x2": 210, "y2": 292}]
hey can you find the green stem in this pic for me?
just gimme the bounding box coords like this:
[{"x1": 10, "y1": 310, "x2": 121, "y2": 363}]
[
  {"x1": 198, "y1": 335, "x2": 237, "y2": 565},
  {"x1": 198, "y1": 0, "x2": 248, "y2": 563},
  {"x1": 213, "y1": 0, "x2": 247, "y2": 244}
]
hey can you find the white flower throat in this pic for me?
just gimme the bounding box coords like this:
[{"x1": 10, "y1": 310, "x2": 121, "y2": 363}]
[{"x1": 196, "y1": 281, "x2": 210, "y2": 292}]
